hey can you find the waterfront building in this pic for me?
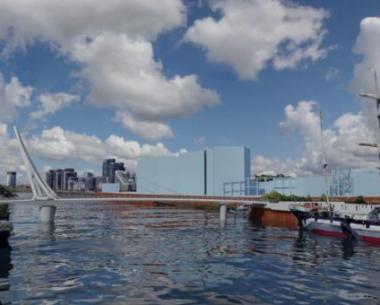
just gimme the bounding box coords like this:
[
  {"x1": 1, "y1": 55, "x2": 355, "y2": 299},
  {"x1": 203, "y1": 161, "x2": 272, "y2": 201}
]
[
  {"x1": 102, "y1": 159, "x2": 125, "y2": 183},
  {"x1": 78, "y1": 177, "x2": 88, "y2": 191},
  {"x1": 101, "y1": 183, "x2": 121, "y2": 193},
  {"x1": 46, "y1": 168, "x2": 78, "y2": 191},
  {"x1": 115, "y1": 170, "x2": 136, "y2": 192},
  {"x1": 102, "y1": 159, "x2": 115, "y2": 183},
  {"x1": 6, "y1": 172, "x2": 16, "y2": 188},
  {"x1": 54, "y1": 169, "x2": 64, "y2": 191},
  {"x1": 63, "y1": 168, "x2": 77, "y2": 191},
  {"x1": 46, "y1": 170, "x2": 56, "y2": 189},
  {"x1": 67, "y1": 177, "x2": 79, "y2": 191},
  {"x1": 136, "y1": 146, "x2": 251, "y2": 196},
  {"x1": 46, "y1": 168, "x2": 98, "y2": 192},
  {"x1": 94, "y1": 177, "x2": 103, "y2": 192},
  {"x1": 84, "y1": 172, "x2": 95, "y2": 191}
]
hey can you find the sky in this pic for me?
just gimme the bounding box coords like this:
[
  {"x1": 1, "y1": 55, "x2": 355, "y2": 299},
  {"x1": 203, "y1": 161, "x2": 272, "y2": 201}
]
[{"x1": 0, "y1": 0, "x2": 380, "y2": 182}]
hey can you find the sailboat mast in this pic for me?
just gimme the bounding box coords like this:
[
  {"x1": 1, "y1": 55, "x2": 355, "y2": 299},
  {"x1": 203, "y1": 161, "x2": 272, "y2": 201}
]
[
  {"x1": 359, "y1": 71, "x2": 380, "y2": 170},
  {"x1": 319, "y1": 111, "x2": 330, "y2": 206}
]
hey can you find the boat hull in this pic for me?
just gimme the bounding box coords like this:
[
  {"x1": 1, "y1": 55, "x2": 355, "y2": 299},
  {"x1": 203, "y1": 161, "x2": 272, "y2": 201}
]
[{"x1": 303, "y1": 218, "x2": 380, "y2": 244}]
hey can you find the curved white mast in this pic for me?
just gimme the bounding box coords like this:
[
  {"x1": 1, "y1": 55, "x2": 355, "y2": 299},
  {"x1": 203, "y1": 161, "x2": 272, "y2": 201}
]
[{"x1": 13, "y1": 126, "x2": 58, "y2": 200}]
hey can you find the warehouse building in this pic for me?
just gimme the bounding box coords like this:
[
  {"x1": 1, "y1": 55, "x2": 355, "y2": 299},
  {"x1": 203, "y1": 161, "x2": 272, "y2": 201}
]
[{"x1": 136, "y1": 146, "x2": 251, "y2": 196}]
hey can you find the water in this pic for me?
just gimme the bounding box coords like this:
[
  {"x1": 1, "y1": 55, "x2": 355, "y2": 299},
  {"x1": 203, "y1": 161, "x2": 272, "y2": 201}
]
[{"x1": 1, "y1": 201, "x2": 380, "y2": 305}]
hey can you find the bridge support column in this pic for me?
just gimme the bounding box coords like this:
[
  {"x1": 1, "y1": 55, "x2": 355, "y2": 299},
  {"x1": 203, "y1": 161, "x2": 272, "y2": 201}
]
[
  {"x1": 40, "y1": 205, "x2": 56, "y2": 223},
  {"x1": 220, "y1": 204, "x2": 227, "y2": 224}
]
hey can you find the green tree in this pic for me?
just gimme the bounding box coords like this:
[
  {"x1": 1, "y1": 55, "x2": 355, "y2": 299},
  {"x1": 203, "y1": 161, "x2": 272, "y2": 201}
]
[
  {"x1": 0, "y1": 185, "x2": 16, "y2": 198},
  {"x1": 355, "y1": 195, "x2": 366, "y2": 204}
]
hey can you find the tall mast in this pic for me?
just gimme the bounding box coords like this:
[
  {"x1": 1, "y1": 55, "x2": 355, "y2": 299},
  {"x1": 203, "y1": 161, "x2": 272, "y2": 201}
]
[
  {"x1": 359, "y1": 71, "x2": 380, "y2": 169},
  {"x1": 319, "y1": 111, "x2": 330, "y2": 207}
]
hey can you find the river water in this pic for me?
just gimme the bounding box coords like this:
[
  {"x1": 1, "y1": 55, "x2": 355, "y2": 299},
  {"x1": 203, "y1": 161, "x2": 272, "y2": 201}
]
[{"x1": 1, "y1": 201, "x2": 380, "y2": 305}]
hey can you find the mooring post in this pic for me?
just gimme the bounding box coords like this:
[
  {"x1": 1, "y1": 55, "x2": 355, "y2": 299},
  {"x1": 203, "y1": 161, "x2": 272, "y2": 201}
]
[{"x1": 220, "y1": 204, "x2": 227, "y2": 224}]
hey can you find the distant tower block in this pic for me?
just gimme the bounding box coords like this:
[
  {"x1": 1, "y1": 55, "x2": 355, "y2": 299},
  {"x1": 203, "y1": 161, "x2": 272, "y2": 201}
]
[
  {"x1": 14, "y1": 126, "x2": 59, "y2": 201},
  {"x1": 6, "y1": 171, "x2": 16, "y2": 188}
]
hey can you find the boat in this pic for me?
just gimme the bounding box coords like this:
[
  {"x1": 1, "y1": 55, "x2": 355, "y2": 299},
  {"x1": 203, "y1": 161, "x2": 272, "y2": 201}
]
[
  {"x1": 291, "y1": 72, "x2": 380, "y2": 244},
  {"x1": 290, "y1": 203, "x2": 380, "y2": 244}
]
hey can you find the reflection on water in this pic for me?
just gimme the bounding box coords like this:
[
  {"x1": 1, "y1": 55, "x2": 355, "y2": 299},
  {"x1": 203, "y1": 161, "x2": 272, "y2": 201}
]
[
  {"x1": 4, "y1": 201, "x2": 380, "y2": 304},
  {"x1": 0, "y1": 240, "x2": 12, "y2": 305}
]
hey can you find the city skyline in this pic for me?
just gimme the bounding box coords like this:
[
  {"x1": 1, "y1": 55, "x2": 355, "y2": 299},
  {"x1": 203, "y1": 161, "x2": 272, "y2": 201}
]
[{"x1": 0, "y1": 0, "x2": 380, "y2": 182}]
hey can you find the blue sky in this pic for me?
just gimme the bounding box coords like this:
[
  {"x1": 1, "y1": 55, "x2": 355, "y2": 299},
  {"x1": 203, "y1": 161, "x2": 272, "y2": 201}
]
[{"x1": 0, "y1": 0, "x2": 380, "y2": 179}]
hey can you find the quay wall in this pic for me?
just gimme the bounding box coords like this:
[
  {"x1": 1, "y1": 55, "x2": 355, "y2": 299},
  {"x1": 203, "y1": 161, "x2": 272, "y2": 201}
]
[{"x1": 250, "y1": 207, "x2": 298, "y2": 229}]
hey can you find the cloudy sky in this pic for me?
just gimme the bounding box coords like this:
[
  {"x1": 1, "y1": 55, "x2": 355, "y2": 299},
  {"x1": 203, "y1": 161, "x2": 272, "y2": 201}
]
[{"x1": 0, "y1": 0, "x2": 380, "y2": 181}]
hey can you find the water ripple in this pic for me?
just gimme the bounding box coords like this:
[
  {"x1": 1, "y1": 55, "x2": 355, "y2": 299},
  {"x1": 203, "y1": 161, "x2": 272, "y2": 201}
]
[{"x1": 0, "y1": 202, "x2": 379, "y2": 304}]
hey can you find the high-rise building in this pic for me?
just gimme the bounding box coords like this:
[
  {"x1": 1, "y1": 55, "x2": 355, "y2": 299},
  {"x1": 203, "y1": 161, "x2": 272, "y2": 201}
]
[
  {"x1": 102, "y1": 159, "x2": 125, "y2": 183},
  {"x1": 94, "y1": 177, "x2": 103, "y2": 192},
  {"x1": 102, "y1": 159, "x2": 115, "y2": 183},
  {"x1": 115, "y1": 170, "x2": 136, "y2": 192},
  {"x1": 54, "y1": 169, "x2": 64, "y2": 191},
  {"x1": 6, "y1": 171, "x2": 16, "y2": 188},
  {"x1": 84, "y1": 172, "x2": 95, "y2": 191},
  {"x1": 46, "y1": 170, "x2": 56, "y2": 189},
  {"x1": 63, "y1": 168, "x2": 77, "y2": 191},
  {"x1": 67, "y1": 177, "x2": 79, "y2": 191}
]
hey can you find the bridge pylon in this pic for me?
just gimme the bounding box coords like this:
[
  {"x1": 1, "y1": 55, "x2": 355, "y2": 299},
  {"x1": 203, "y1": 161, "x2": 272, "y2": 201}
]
[{"x1": 14, "y1": 126, "x2": 59, "y2": 201}]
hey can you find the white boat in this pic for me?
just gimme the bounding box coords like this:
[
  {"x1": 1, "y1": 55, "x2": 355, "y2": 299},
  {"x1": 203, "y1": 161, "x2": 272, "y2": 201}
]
[
  {"x1": 291, "y1": 75, "x2": 380, "y2": 244},
  {"x1": 290, "y1": 205, "x2": 380, "y2": 244}
]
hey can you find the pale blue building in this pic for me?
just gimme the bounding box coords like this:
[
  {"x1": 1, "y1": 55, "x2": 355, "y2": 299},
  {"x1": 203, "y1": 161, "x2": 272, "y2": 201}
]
[
  {"x1": 101, "y1": 183, "x2": 121, "y2": 193},
  {"x1": 136, "y1": 147, "x2": 251, "y2": 196},
  {"x1": 241, "y1": 168, "x2": 380, "y2": 197},
  {"x1": 137, "y1": 148, "x2": 380, "y2": 197}
]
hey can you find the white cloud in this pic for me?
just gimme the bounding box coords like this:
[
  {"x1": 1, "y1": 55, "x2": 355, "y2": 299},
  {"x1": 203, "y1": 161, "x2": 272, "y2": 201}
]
[
  {"x1": 30, "y1": 92, "x2": 79, "y2": 119},
  {"x1": 28, "y1": 126, "x2": 181, "y2": 169},
  {"x1": 72, "y1": 33, "x2": 219, "y2": 123},
  {"x1": 0, "y1": 122, "x2": 186, "y2": 183},
  {"x1": 0, "y1": 1, "x2": 219, "y2": 139},
  {"x1": 0, "y1": 0, "x2": 186, "y2": 53},
  {"x1": 324, "y1": 67, "x2": 340, "y2": 81},
  {"x1": 185, "y1": 0, "x2": 329, "y2": 80},
  {"x1": 253, "y1": 155, "x2": 304, "y2": 177},
  {"x1": 115, "y1": 112, "x2": 174, "y2": 141},
  {"x1": 253, "y1": 101, "x2": 379, "y2": 176},
  {"x1": 350, "y1": 17, "x2": 380, "y2": 93},
  {"x1": 0, "y1": 73, "x2": 33, "y2": 121},
  {"x1": 69, "y1": 32, "x2": 219, "y2": 140},
  {"x1": 1, "y1": 124, "x2": 181, "y2": 182},
  {"x1": 254, "y1": 18, "x2": 380, "y2": 177}
]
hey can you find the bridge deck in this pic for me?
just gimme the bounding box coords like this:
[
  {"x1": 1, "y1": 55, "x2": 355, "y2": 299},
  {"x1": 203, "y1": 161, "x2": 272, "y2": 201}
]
[{"x1": 0, "y1": 195, "x2": 266, "y2": 207}]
